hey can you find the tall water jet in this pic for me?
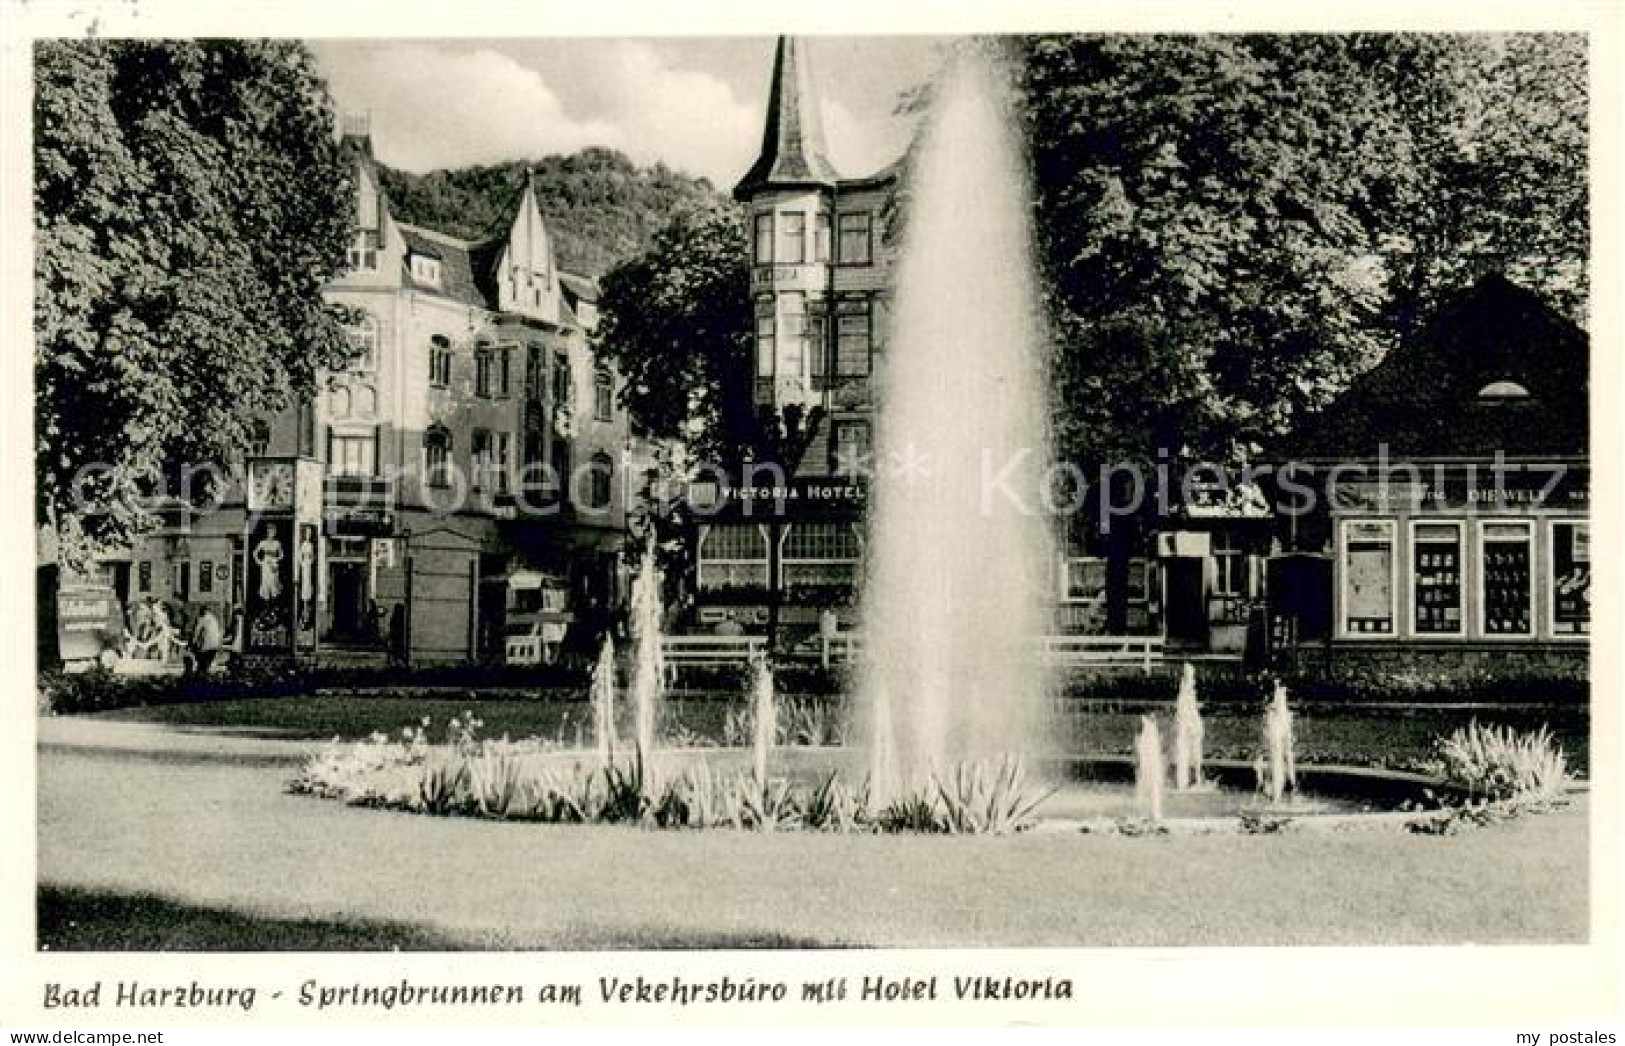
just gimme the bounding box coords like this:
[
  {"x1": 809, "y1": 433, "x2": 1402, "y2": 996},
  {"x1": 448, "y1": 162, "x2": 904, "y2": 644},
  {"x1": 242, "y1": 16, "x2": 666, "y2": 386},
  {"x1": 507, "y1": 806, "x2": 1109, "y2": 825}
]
[
  {"x1": 1172, "y1": 662, "x2": 1205, "y2": 791},
  {"x1": 858, "y1": 47, "x2": 1055, "y2": 802},
  {"x1": 1257, "y1": 681, "x2": 1298, "y2": 804},
  {"x1": 749, "y1": 654, "x2": 776, "y2": 787},
  {"x1": 1134, "y1": 716, "x2": 1165, "y2": 822},
  {"x1": 591, "y1": 634, "x2": 618, "y2": 763},
  {"x1": 628, "y1": 540, "x2": 667, "y2": 762}
]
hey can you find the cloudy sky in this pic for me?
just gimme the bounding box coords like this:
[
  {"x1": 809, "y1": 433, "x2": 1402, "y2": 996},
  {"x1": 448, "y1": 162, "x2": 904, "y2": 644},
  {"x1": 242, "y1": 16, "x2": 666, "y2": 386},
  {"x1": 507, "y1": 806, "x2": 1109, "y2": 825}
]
[{"x1": 308, "y1": 37, "x2": 952, "y2": 187}]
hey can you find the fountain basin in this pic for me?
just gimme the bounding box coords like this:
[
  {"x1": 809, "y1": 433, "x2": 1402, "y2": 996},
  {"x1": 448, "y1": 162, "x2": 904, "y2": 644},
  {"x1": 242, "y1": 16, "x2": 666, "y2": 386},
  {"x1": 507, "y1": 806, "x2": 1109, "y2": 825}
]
[{"x1": 307, "y1": 743, "x2": 1457, "y2": 834}]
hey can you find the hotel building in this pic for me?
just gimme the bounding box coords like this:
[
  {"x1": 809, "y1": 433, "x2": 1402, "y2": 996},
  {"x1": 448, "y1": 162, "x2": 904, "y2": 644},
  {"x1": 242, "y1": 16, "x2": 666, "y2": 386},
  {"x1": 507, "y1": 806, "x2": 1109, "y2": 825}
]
[{"x1": 50, "y1": 120, "x2": 653, "y2": 669}]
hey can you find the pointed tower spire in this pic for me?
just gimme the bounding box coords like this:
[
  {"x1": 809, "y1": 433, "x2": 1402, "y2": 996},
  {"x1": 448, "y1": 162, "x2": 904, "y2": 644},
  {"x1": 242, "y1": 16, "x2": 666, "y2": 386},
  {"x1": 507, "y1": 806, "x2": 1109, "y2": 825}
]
[{"x1": 734, "y1": 36, "x2": 841, "y2": 199}]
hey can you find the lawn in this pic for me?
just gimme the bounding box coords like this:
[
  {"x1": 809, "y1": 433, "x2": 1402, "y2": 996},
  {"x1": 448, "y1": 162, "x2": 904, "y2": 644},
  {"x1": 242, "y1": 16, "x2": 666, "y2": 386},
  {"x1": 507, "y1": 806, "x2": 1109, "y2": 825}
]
[
  {"x1": 37, "y1": 740, "x2": 1589, "y2": 950},
  {"x1": 88, "y1": 692, "x2": 1591, "y2": 775}
]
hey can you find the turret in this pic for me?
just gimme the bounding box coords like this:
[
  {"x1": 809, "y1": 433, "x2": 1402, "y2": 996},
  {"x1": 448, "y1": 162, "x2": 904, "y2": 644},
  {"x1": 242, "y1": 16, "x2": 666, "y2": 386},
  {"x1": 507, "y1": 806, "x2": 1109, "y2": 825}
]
[{"x1": 734, "y1": 36, "x2": 841, "y2": 200}]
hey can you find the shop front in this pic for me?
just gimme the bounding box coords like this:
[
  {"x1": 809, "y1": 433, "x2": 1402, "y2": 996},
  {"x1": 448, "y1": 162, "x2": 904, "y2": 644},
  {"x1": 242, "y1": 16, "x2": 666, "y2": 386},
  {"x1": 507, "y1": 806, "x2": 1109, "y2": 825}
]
[
  {"x1": 1314, "y1": 466, "x2": 1589, "y2": 673},
  {"x1": 1272, "y1": 274, "x2": 1588, "y2": 679}
]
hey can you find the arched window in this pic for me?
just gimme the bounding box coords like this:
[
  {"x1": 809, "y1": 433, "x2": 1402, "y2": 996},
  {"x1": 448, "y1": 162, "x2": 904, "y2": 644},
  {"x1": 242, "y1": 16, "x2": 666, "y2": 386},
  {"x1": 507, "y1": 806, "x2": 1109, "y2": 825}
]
[
  {"x1": 424, "y1": 425, "x2": 453, "y2": 488},
  {"x1": 1477, "y1": 379, "x2": 1531, "y2": 403},
  {"x1": 329, "y1": 385, "x2": 352, "y2": 419},
  {"x1": 587, "y1": 451, "x2": 614, "y2": 510}
]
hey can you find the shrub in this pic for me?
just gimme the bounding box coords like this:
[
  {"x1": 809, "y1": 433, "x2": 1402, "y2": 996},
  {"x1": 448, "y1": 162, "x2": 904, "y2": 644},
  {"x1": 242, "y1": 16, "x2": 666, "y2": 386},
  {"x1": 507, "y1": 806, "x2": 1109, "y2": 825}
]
[
  {"x1": 600, "y1": 754, "x2": 654, "y2": 824},
  {"x1": 739, "y1": 773, "x2": 803, "y2": 832},
  {"x1": 874, "y1": 791, "x2": 947, "y2": 834},
  {"x1": 1406, "y1": 798, "x2": 1510, "y2": 835},
  {"x1": 722, "y1": 695, "x2": 848, "y2": 748},
  {"x1": 532, "y1": 764, "x2": 600, "y2": 824},
  {"x1": 804, "y1": 771, "x2": 868, "y2": 833},
  {"x1": 932, "y1": 756, "x2": 1054, "y2": 835},
  {"x1": 416, "y1": 751, "x2": 470, "y2": 815},
  {"x1": 469, "y1": 751, "x2": 531, "y2": 819},
  {"x1": 1432, "y1": 721, "x2": 1571, "y2": 802}
]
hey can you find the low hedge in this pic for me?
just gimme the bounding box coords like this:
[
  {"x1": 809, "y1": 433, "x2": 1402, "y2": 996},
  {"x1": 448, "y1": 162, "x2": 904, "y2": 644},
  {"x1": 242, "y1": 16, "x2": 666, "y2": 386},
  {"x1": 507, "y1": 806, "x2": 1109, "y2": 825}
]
[
  {"x1": 1057, "y1": 671, "x2": 1588, "y2": 707},
  {"x1": 37, "y1": 660, "x2": 591, "y2": 718},
  {"x1": 38, "y1": 658, "x2": 1587, "y2": 719}
]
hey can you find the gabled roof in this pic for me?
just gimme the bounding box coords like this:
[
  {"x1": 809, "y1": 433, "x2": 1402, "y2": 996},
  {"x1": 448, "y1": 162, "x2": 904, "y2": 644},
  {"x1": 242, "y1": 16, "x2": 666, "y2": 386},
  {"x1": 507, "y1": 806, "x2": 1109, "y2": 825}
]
[
  {"x1": 1284, "y1": 275, "x2": 1588, "y2": 461},
  {"x1": 558, "y1": 271, "x2": 599, "y2": 303},
  {"x1": 734, "y1": 36, "x2": 841, "y2": 199},
  {"x1": 398, "y1": 224, "x2": 494, "y2": 309}
]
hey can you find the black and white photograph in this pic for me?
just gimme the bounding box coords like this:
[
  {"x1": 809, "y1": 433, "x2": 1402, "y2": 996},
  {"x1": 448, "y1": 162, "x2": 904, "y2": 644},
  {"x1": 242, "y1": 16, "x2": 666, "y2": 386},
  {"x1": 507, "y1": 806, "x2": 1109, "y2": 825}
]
[{"x1": 4, "y1": 0, "x2": 1619, "y2": 1032}]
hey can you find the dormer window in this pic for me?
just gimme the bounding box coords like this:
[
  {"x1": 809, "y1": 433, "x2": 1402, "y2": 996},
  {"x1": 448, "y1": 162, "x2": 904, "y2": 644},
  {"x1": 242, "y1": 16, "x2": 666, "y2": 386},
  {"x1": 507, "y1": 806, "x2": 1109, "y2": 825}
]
[
  {"x1": 410, "y1": 253, "x2": 442, "y2": 287},
  {"x1": 1477, "y1": 379, "x2": 1531, "y2": 404}
]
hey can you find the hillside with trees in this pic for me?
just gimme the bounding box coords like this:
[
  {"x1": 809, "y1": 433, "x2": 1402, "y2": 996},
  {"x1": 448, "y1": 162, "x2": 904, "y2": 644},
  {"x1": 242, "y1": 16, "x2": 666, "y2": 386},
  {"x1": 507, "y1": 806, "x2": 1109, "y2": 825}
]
[{"x1": 376, "y1": 147, "x2": 728, "y2": 277}]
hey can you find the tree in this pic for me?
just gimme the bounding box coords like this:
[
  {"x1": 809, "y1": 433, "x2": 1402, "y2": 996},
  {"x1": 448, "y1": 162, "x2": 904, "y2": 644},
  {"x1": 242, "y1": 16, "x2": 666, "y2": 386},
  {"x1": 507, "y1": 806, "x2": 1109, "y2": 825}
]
[
  {"x1": 1015, "y1": 35, "x2": 1420, "y2": 472},
  {"x1": 1014, "y1": 33, "x2": 1587, "y2": 475},
  {"x1": 1009, "y1": 33, "x2": 1587, "y2": 627},
  {"x1": 593, "y1": 201, "x2": 760, "y2": 465},
  {"x1": 1372, "y1": 33, "x2": 1588, "y2": 330},
  {"x1": 35, "y1": 40, "x2": 358, "y2": 565}
]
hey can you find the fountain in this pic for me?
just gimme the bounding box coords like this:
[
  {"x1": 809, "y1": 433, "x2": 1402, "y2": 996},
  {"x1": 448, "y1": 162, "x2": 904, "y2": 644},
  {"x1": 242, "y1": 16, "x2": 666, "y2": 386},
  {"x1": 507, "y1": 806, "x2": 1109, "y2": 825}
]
[
  {"x1": 1258, "y1": 681, "x2": 1298, "y2": 804},
  {"x1": 628, "y1": 540, "x2": 666, "y2": 763},
  {"x1": 1172, "y1": 662, "x2": 1206, "y2": 791},
  {"x1": 591, "y1": 634, "x2": 618, "y2": 762},
  {"x1": 292, "y1": 49, "x2": 1450, "y2": 838},
  {"x1": 858, "y1": 46, "x2": 1056, "y2": 802},
  {"x1": 1134, "y1": 716, "x2": 1165, "y2": 822}
]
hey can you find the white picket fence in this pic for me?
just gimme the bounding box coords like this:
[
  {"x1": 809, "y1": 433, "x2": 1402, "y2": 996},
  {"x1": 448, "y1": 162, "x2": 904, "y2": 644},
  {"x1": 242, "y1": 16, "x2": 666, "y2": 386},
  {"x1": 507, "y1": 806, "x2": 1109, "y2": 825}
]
[{"x1": 662, "y1": 631, "x2": 1165, "y2": 673}]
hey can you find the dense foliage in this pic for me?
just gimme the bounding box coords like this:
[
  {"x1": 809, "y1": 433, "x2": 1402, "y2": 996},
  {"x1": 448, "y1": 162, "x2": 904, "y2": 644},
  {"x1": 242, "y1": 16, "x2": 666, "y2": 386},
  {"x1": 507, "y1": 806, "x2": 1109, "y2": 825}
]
[
  {"x1": 1004, "y1": 33, "x2": 1586, "y2": 621},
  {"x1": 592, "y1": 201, "x2": 759, "y2": 462},
  {"x1": 35, "y1": 40, "x2": 357, "y2": 564},
  {"x1": 1012, "y1": 32, "x2": 1587, "y2": 479},
  {"x1": 376, "y1": 147, "x2": 726, "y2": 278}
]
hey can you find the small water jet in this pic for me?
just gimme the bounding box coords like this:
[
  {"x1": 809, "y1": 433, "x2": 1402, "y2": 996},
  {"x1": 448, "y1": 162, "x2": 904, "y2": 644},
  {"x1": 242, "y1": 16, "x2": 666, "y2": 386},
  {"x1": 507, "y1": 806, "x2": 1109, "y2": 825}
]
[
  {"x1": 1172, "y1": 662, "x2": 1206, "y2": 792},
  {"x1": 1257, "y1": 681, "x2": 1298, "y2": 804},
  {"x1": 1134, "y1": 716, "x2": 1165, "y2": 822},
  {"x1": 749, "y1": 654, "x2": 776, "y2": 788},
  {"x1": 590, "y1": 634, "x2": 618, "y2": 763},
  {"x1": 858, "y1": 45, "x2": 1055, "y2": 803},
  {"x1": 628, "y1": 540, "x2": 667, "y2": 764}
]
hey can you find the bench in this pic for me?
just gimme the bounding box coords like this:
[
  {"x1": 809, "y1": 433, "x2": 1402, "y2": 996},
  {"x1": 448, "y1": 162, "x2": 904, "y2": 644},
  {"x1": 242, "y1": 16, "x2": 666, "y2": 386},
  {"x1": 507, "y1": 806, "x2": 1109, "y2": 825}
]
[
  {"x1": 820, "y1": 631, "x2": 863, "y2": 668},
  {"x1": 662, "y1": 634, "x2": 767, "y2": 670},
  {"x1": 818, "y1": 632, "x2": 1164, "y2": 673}
]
